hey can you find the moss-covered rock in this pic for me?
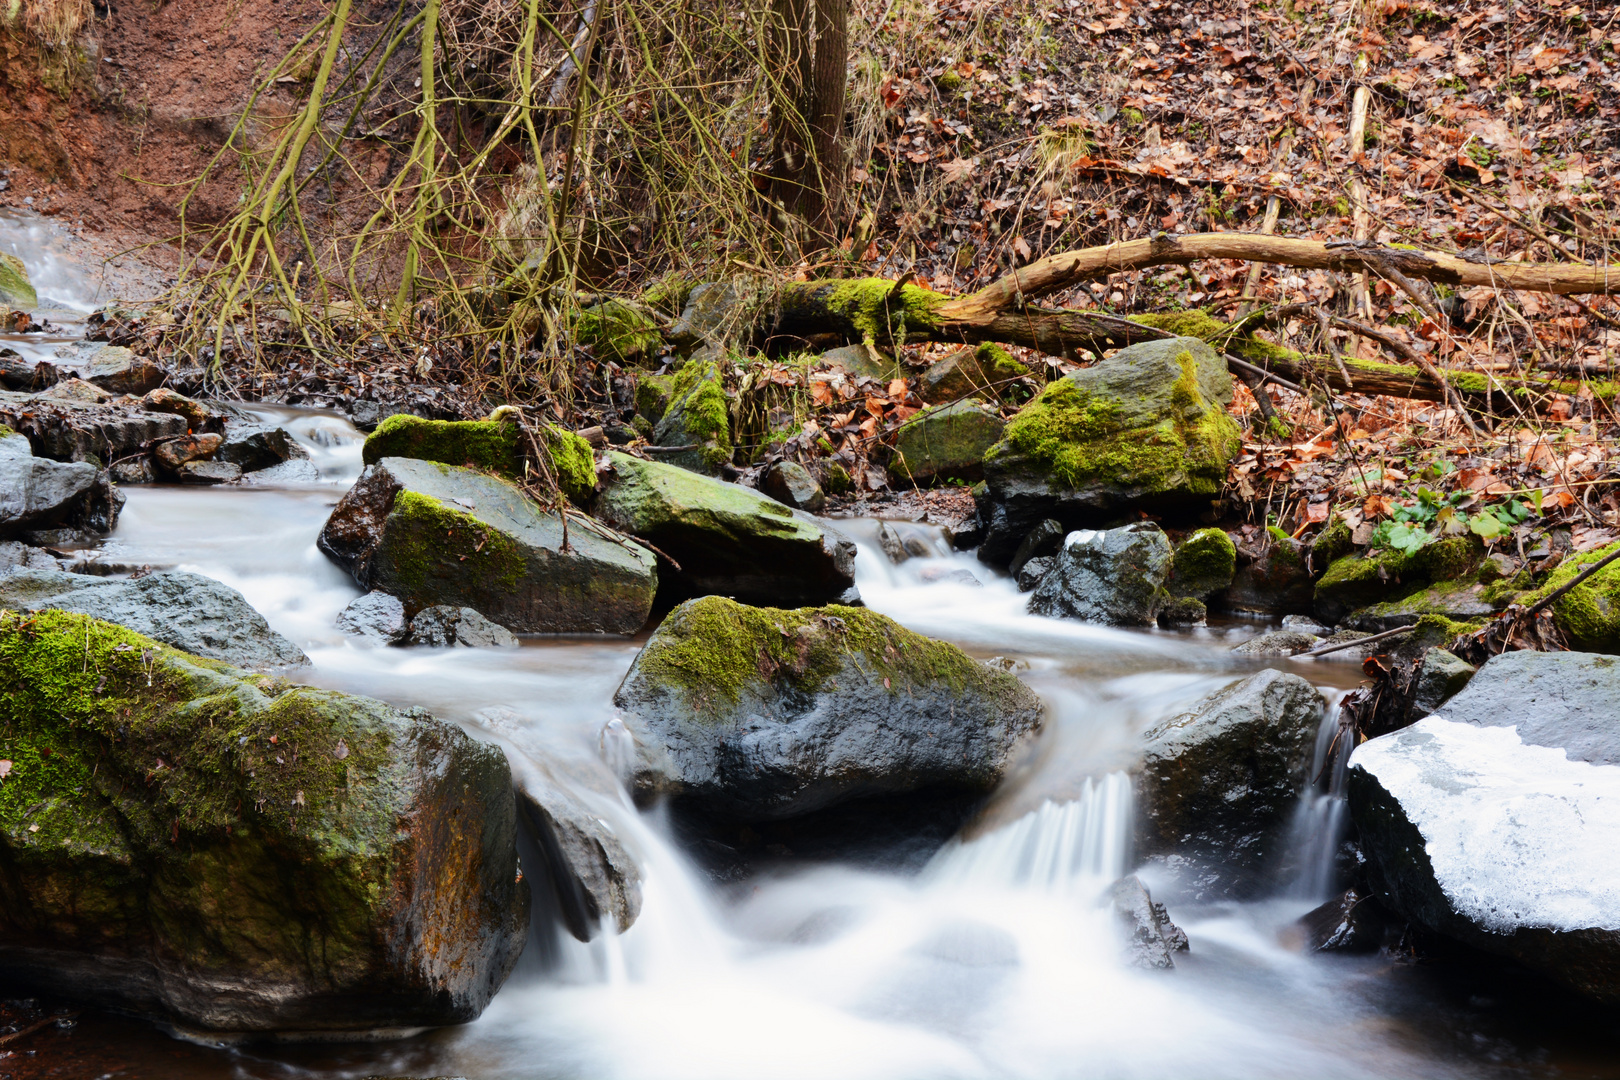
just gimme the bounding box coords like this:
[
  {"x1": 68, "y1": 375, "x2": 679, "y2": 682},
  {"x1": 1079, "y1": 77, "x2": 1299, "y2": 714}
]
[
  {"x1": 918, "y1": 342, "x2": 1031, "y2": 404},
  {"x1": 1221, "y1": 536, "x2": 1314, "y2": 615},
  {"x1": 0, "y1": 609, "x2": 528, "y2": 1034},
  {"x1": 977, "y1": 336, "x2": 1240, "y2": 564},
  {"x1": 576, "y1": 300, "x2": 663, "y2": 366},
  {"x1": 892, "y1": 399, "x2": 1005, "y2": 486},
  {"x1": 361, "y1": 414, "x2": 596, "y2": 506},
  {"x1": 616, "y1": 596, "x2": 1042, "y2": 820},
  {"x1": 1342, "y1": 577, "x2": 1508, "y2": 633},
  {"x1": 0, "y1": 253, "x2": 36, "y2": 310},
  {"x1": 1311, "y1": 515, "x2": 1354, "y2": 567},
  {"x1": 1314, "y1": 536, "x2": 1480, "y2": 626},
  {"x1": 593, "y1": 451, "x2": 854, "y2": 607},
  {"x1": 1522, "y1": 541, "x2": 1620, "y2": 653},
  {"x1": 320, "y1": 457, "x2": 657, "y2": 634},
  {"x1": 651, "y1": 357, "x2": 732, "y2": 473},
  {"x1": 634, "y1": 373, "x2": 675, "y2": 426},
  {"x1": 1169, "y1": 527, "x2": 1236, "y2": 600}
]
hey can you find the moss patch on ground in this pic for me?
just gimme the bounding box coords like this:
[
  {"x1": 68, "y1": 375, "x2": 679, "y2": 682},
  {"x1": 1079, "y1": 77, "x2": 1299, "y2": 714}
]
[{"x1": 631, "y1": 595, "x2": 1021, "y2": 720}]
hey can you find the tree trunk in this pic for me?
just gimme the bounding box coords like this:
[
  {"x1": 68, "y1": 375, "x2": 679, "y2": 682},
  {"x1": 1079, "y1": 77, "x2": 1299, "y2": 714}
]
[{"x1": 765, "y1": 0, "x2": 846, "y2": 241}]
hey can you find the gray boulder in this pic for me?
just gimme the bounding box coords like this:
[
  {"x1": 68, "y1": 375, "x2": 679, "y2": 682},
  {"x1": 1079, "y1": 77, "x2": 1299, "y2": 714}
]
[
  {"x1": 337, "y1": 590, "x2": 410, "y2": 643},
  {"x1": 1008, "y1": 518, "x2": 1063, "y2": 580},
  {"x1": 1406, "y1": 648, "x2": 1476, "y2": 720},
  {"x1": 0, "y1": 541, "x2": 60, "y2": 574},
  {"x1": 405, "y1": 605, "x2": 518, "y2": 648},
  {"x1": 593, "y1": 452, "x2": 855, "y2": 607},
  {"x1": 1230, "y1": 630, "x2": 1319, "y2": 657},
  {"x1": 761, "y1": 460, "x2": 825, "y2": 513},
  {"x1": 1221, "y1": 535, "x2": 1314, "y2": 615},
  {"x1": 1350, "y1": 650, "x2": 1620, "y2": 1005},
  {"x1": 891, "y1": 400, "x2": 1004, "y2": 486},
  {"x1": 820, "y1": 342, "x2": 900, "y2": 381},
  {"x1": 1134, "y1": 669, "x2": 1324, "y2": 900},
  {"x1": 0, "y1": 568, "x2": 309, "y2": 671},
  {"x1": 1106, "y1": 875, "x2": 1189, "y2": 969},
  {"x1": 319, "y1": 457, "x2": 657, "y2": 635},
  {"x1": 1027, "y1": 522, "x2": 1172, "y2": 626},
  {"x1": 617, "y1": 596, "x2": 1043, "y2": 822},
  {"x1": 1015, "y1": 555, "x2": 1053, "y2": 593},
  {"x1": 976, "y1": 337, "x2": 1240, "y2": 564},
  {"x1": 50, "y1": 342, "x2": 166, "y2": 396},
  {"x1": 177, "y1": 460, "x2": 243, "y2": 485},
  {"x1": 0, "y1": 428, "x2": 99, "y2": 537}
]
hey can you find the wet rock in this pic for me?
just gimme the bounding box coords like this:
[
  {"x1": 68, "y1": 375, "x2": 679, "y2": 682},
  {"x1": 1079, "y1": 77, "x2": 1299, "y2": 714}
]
[
  {"x1": 1349, "y1": 650, "x2": 1620, "y2": 1005},
  {"x1": 51, "y1": 342, "x2": 166, "y2": 396},
  {"x1": 892, "y1": 400, "x2": 1004, "y2": 486},
  {"x1": 1157, "y1": 596, "x2": 1206, "y2": 627},
  {"x1": 593, "y1": 452, "x2": 854, "y2": 607},
  {"x1": 1230, "y1": 630, "x2": 1319, "y2": 657},
  {"x1": 875, "y1": 520, "x2": 930, "y2": 564},
  {"x1": 0, "y1": 428, "x2": 99, "y2": 537},
  {"x1": 239, "y1": 458, "x2": 323, "y2": 485},
  {"x1": 1221, "y1": 534, "x2": 1314, "y2": 615},
  {"x1": 1282, "y1": 614, "x2": 1332, "y2": 636},
  {"x1": 1008, "y1": 518, "x2": 1063, "y2": 580},
  {"x1": 761, "y1": 460, "x2": 825, "y2": 512},
  {"x1": 154, "y1": 432, "x2": 223, "y2": 472},
  {"x1": 218, "y1": 416, "x2": 310, "y2": 474},
  {"x1": 0, "y1": 252, "x2": 36, "y2": 308},
  {"x1": 1106, "y1": 875, "x2": 1190, "y2": 969},
  {"x1": 617, "y1": 595, "x2": 1043, "y2": 822},
  {"x1": 177, "y1": 460, "x2": 242, "y2": 485},
  {"x1": 976, "y1": 337, "x2": 1240, "y2": 564},
  {"x1": 820, "y1": 342, "x2": 900, "y2": 381},
  {"x1": 667, "y1": 281, "x2": 753, "y2": 352},
  {"x1": 917, "y1": 343, "x2": 1029, "y2": 404},
  {"x1": 0, "y1": 349, "x2": 58, "y2": 391},
  {"x1": 0, "y1": 610, "x2": 528, "y2": 1034},
  {"x1": 1134, "y1": 669, "x2": 1324, "y2": 900},
  {"x1": 405, "y1": 605, "x2": 518, "y2": 648},
  {"x1": 1297, "y1": 888, "x2": 1389, "y2": 953},
  {"x1": 1520, "y1": 539, "x2": 1620, "y2": 653},
  {"x1": 1027, "y1": 522, "x2": 1173, "y2": 627},
  {"x1": 0, "y1": 389, "x2": 190, "y2": 464},
  {"x1": 1314, "y1": 537, "x2": 1477, "y2": 627},
  {"x1": 0, "y1": 540, "x2": 59, "y2": 573},
  {"x1": 917, "y1": 566, "x2": 981, "y2": 587},
  {"x1": 1015, "y1": 555, "x2": 1053, "y2": 593},
  {"x1": 1407, "y1": 648, "x2": 1476, "y2": 720},
  {"x1": 337, "y1": 590, "x2": 409, "y2": 643},
  {"x1": 651, "y1": 357, "x2": 731, "y2": 473},
  {"x1": 1168, "y1": 527, "x2": 1236, "y2": 601},
  {"x1": 361, "y1": 414, "x2": 596, "y2": 507},
  {"x1": 140, "y1": 388, "x2": 220, "y2": 433},
  {"x1": 0, "y1": 568, "x2": 308, "y2": 671},
  {"x1": 319, "y1": 457, "x2": 657, "y2": 634},
  {"x1": 40, "y1": 377, "x2": 112, "y2": 404}
]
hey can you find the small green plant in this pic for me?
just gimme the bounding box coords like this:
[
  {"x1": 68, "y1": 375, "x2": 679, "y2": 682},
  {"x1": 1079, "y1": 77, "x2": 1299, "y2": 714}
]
[{"x1": 1369, "y1": 489, "x2": 1538, "y2": 554}]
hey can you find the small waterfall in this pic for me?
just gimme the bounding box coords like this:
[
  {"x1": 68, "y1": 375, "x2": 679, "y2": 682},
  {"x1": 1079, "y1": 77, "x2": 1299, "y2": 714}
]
[
  {"x1": 1287, "y1": 690, "x2": 1353, "y2": 900},
  {"x1": 924, "y1": 773, "x2": 1134, "y2": 896}
]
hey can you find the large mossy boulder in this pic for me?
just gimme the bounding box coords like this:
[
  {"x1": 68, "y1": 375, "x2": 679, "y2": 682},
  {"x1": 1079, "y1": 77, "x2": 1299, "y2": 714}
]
[
  {"x1": 616, "y1": 596, "x2": 1043, "y2": 822},
  {"x1": 361, "y1": 415, "x2": 597, "y2": 506},
  {"x1": 0, "y1": 253, "x2": 36, "y2": 310},
  {"x1": 1522, "y1": 540, "x2": 1620, "y2": 653},
  {"x1": 651, "y1": 357, "x2": 732, "y2": 473},
  {"x1": 0, "y1": 610, "x2": 529, "y2": 1033},
  {"x1": 1350, "y1": 650, "x2": 1620, "y2": 1005},
  {"x1": 0, "y1": 569, "x2": 308, "y2": 671},
  {"x1": 575, "y1": 299, "x2": 663, "y2": 366},
  {"x1": 593, "y1": 452, "x2": 855, "y2": 607},
  {"x1": 1027, "y1": 522, "x2": 1173, "y2": 626},
  {"x1": 976, "y1": 337, "x2": 1240, "y2": 564},
  {"x1": 1134, "y1": 669, "x2": 1324, "y2": 900},
  {"x1": 1313, "y1": 536, "x2": 1477, "y2": 626},
  {"x1": 892, "y1": 400, "x2": 1004, "y2": 486},
  {"x1": 319, "y1": 457, "x2": 657, "y2": 634}
]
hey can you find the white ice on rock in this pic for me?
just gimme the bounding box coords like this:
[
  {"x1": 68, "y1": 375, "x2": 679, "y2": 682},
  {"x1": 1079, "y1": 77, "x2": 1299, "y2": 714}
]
[{"x1": 1353, "y1": 716, "x2": 1620, "y2": 934}]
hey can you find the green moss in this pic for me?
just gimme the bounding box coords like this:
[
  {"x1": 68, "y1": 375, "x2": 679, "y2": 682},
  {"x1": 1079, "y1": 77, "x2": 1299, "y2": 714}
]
[
  {"x1": 384, "y1": 490, "x2": 528, "y2": 598},
  {"x1": 636, "y1": 374, "x2": 675, "y2": 425},
  {"x1": 1311, "y1": 515, "x2": 1353, "y2": 566},
  {"x1": 1170, "y1": 527, "x2": 1236, "y2": 598},
  {"x1": 1417, "y1": 535, "x2": 1478, "y2": 582},
  {"x1": 997, "y1": 347, "x2": 1240, "y2": 494},
  {"x1": 825, "y1": 279, "x2": 945, "y2": 348},
  {"x1": 1409, "y1": 613, "x2": 1488, "y2": 649},
  {"x1": 664, "y1": 358, "x2": 732, "y2": 469},
  {"x1": 362, "y1": 415, "x2": 594, "y2": 505},
  {"x1": 974, "y1": 342, "x2": 1029, "y2": 379},
  {"x1": 576, "y1": 300, "x2": 663, "y2": 366},
  {"x1": 0, "y1": 253, "x2": 36, "y2": 310},
  {"x1": 821, "y1": 461, "x2": 852, "y2": 495},
  {"x1": 633, "y1": 596, "x2": 1014, "y2": 719},
  {"x1": 936, "y1": 69, "x2": 964, "y2": 91},
  {"x1": 640, "y1": 275, "x2": 695, "y2": 318},
  {"x1": 1522, "y1": 541, "x2": 1620, "y2": 653},
  {"x1": 1120, "y1": 106, "x2": 1145, "y2": 127}
]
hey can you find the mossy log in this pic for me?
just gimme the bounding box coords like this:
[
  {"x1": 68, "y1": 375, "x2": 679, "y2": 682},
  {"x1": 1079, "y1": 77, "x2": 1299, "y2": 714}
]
[{"x1": 771, "y1": 281, "x2": 1605, "y2": 409}]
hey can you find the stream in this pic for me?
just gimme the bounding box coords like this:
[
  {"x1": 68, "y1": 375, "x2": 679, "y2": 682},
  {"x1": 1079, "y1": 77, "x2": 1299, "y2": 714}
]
[{"x1": 5, "y1": 214, "x2": 1619, "y2": 1080}]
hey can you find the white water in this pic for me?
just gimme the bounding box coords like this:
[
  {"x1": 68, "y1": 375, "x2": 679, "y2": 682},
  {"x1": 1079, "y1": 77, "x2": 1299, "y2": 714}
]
[
  {"x1": 0, "y1": 211, "x2": 106, "y2": 363},
  {"x1": 29, "y1": 409, "x2": 1528, "y2": 1078}
]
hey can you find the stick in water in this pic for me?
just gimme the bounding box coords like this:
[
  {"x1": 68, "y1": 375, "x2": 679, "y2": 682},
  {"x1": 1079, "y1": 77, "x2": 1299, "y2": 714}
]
[{"x1": 1299, "y1": 624, "x2": 1413, "y2": 657}]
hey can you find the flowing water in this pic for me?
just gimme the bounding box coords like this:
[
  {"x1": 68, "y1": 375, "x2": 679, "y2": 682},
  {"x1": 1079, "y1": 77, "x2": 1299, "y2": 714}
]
[{"x1": 8, "y1": 228, "x2": 1619, "y2": 1078}]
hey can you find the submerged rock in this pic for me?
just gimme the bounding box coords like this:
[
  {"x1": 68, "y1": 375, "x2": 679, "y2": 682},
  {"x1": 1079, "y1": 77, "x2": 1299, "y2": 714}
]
[
  {"x1": 1106, "y1": 875, "x2": 1190, "y2": 969},
  {"x1": 0, "y1": 568, "x2": 308, "y2": 671},
  {"x1": 1296, "y1": 888, "x2": 1390, "y2": 953},
  {"x1": 1027, "y1": 522, "x2": 1173, "y2": 627},
  {"x1": 319, "y1": 457, "x2": 657, "y2": 635},
  {"x1": 593, "y1": 452, "x2": 855, "y2": 607},
  {"x1": 0, "y1": 427, "x2": 99, "y2": 537},
  {"x1": 976, "y1": 337, "x2": 1240, "y2": 564},
  {"x1": 0, "y1": 610, "x2": 529, "y2": 1034},
  {"x1": 513, "y1": 760, "x2": 642, "y2": 940},
  {"x1": 616, "y1": 596, "x2": 1043, "y2": 822},
  {"x1": 1350, "y1": 650, "x2": 1620, "y2": 1004},
  {"x1": 405, "y1": 605, "x2": 518, "y2": 648},
  {"x1": 1134, "y1": 669, "x2": 1324, "y2": 900}
]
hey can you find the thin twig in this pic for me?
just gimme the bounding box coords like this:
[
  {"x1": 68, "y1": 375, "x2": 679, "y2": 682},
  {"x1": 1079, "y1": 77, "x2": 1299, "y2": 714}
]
[{"x1": 1300, "y1": 625, "x2": 1411, "y2": 657}]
